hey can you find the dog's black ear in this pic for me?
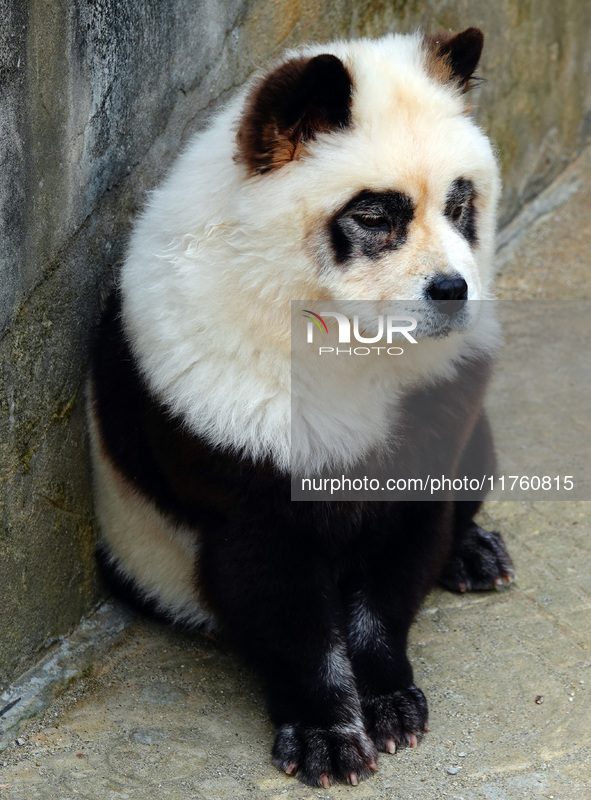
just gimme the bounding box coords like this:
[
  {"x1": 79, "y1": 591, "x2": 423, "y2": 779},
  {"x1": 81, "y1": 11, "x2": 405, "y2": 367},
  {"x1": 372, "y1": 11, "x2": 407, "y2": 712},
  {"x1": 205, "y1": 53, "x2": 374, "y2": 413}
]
[
  {"x1": 424, "y1": 27, "x2": 484, "y2": 90},
  {"x1": 236, "y1": 54, "x2": 353, "y2": 175}
]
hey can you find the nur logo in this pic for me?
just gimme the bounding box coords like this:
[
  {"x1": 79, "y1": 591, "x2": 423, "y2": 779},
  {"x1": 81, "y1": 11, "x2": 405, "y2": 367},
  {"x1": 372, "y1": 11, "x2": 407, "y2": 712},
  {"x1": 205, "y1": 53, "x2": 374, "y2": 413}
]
[
  {"x1": 302, "y1": 310, "x2": 418, "y2": 344},
  {"x1": 302, "y1": 310, "x2": 329, "y2": 336}
]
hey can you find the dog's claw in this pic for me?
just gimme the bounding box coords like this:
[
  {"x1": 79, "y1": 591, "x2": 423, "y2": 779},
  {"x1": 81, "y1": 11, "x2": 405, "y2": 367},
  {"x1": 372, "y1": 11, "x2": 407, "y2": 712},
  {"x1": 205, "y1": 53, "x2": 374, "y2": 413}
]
[
  {"x1": 439, "y1": 526, "x2": 514, "y2": 593},
  {"x1": 320, "y1": 773, "x2": 331, "y2": 789}
]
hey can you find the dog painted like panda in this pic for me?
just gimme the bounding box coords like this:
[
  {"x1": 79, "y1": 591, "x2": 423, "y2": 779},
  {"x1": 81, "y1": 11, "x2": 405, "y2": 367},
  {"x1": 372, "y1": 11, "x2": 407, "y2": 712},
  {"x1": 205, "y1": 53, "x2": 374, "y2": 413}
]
[{"x1": 87, "y1": 27, "x2": 514, "y2": 787}]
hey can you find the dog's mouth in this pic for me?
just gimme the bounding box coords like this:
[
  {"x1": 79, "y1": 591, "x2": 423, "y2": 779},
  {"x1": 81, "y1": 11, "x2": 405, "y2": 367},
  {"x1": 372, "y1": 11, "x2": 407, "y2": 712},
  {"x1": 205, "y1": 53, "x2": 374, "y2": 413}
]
[
  {"x1": 414, "y1": 303, "x2": 472, "y2": 340},
  {"x1": 310, "y1": 298, "x2": 476, "y2": 346}
]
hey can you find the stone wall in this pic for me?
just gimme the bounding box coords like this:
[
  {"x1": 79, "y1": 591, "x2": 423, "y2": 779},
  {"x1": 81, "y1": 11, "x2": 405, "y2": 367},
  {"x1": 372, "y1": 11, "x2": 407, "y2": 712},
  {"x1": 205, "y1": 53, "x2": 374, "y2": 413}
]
[{"x1": 1, "y1": 0, "x2": 590, "y2": 689}]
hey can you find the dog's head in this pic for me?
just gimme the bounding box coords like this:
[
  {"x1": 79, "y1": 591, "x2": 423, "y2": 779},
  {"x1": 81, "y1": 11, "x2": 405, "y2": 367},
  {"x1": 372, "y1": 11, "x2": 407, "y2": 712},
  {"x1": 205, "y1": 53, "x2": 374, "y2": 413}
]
[{"x1": 234, "y1": 28, "x2": 499, "y2": 339}]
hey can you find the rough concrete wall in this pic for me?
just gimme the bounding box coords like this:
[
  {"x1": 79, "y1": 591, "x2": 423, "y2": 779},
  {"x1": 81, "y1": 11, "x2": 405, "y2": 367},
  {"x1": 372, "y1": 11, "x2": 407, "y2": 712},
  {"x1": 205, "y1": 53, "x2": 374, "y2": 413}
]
[{"x1": 1, "y1": 0, "x2": 590, "y2": 690}]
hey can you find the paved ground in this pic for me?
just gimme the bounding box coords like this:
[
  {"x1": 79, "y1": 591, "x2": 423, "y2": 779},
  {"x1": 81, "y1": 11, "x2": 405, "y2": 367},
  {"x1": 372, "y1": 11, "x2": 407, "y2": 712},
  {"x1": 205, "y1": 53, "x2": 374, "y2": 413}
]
[{"x1": 1, "y1": 150, "x2": 590, "y2": 800}]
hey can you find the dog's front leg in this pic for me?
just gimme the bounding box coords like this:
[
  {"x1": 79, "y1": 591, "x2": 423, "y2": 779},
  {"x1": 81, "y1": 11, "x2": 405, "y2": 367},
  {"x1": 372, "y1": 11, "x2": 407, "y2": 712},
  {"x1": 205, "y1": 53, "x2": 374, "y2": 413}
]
[
  {"x1": 343, "y1": 503, "x2": 451, "y2": 753},
  {"x1": 200, "y1": 520, "x2": 378, "y2": 787}
]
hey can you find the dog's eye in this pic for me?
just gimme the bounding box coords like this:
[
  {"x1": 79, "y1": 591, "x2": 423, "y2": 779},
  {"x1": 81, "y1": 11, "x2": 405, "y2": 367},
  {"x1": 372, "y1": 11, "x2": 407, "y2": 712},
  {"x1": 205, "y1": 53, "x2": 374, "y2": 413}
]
[
  {"x1": 355, "y1": 214, "x2": 390, "y2": 232},
  {"x1": 450, "y1": 204, "x2": 465, "y2": 222}
]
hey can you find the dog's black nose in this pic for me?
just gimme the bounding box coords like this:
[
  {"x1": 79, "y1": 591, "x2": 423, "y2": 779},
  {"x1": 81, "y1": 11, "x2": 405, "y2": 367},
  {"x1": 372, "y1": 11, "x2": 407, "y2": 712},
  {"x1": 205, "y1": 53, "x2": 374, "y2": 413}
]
[{"x1": 426, "y1": 274, "x2": 468, "y2": 315}]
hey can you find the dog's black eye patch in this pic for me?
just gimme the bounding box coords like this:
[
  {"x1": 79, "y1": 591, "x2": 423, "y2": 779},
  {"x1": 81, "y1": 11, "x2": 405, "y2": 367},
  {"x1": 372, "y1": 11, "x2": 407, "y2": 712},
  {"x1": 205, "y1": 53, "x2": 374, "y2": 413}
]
[
  {"x1": 329, "y1": 190, "x2": 415, "y2": 265},
  {"x1": 445, "y1": 178, "x2": 477, "y2": 245}
]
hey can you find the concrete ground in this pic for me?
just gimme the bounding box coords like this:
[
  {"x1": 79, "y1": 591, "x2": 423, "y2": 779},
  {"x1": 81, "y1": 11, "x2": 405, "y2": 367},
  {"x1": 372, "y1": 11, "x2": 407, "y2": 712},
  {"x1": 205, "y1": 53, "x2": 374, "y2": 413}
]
[{"x1": 1, "y1": 150, "x2": 590, "y2": 800}]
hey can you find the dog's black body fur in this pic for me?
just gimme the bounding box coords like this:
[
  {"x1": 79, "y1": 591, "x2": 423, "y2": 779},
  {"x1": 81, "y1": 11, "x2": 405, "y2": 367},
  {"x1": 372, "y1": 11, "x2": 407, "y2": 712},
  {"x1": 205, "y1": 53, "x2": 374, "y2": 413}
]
[{"x1": 90, "y1": 287, "x2": 513, "y2": 785}]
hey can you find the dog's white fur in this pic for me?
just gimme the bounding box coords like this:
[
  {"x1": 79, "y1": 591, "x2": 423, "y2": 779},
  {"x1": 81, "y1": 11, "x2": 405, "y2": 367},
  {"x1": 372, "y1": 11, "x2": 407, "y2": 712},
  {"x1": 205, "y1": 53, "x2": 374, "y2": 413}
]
[
  {"x1": 119, "y1": 32, "x2": 500, "y2": 476},
  {"x1": 87, "y1": 396, "x2": 214, "y2": 627}
]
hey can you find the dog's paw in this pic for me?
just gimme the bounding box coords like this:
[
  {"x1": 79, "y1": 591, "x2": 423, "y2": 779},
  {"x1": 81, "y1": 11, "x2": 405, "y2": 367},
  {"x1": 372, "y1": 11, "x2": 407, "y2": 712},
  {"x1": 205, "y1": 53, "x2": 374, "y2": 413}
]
[
  {"x1": 439, "y1": 525, "x2": 515, "y2": 593},
  {"x1": 363, "y1": 684, "x2": 429, "y2": 753},
  {"x1": 272, "y1": 720, "x2": 378, "y2": 787}
]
